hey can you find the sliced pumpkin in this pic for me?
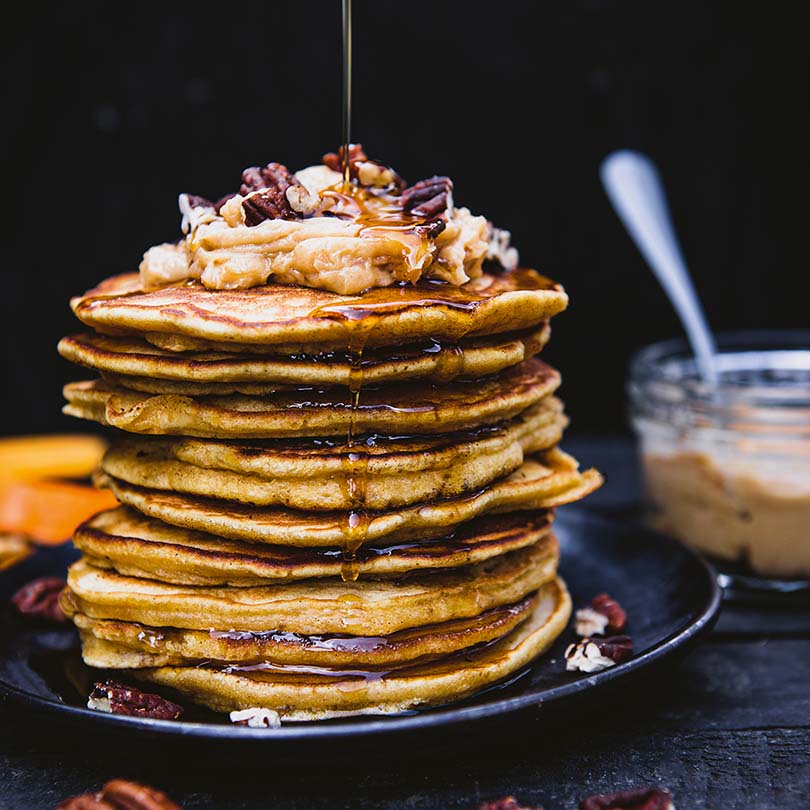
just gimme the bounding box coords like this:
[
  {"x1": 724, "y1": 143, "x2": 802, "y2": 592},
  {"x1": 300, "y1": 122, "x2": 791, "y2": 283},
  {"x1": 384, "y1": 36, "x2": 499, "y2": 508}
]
[
  {"x1": 0, "y1": 434, "x2": 108, "y2": 482},
  {"x1": 0, "y1": 480, "x2": 119, "y2": 545}
]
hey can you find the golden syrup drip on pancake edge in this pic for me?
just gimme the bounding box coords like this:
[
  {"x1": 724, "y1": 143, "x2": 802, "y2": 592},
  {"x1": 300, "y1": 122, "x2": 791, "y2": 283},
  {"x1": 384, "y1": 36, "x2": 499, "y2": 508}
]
[{"x1": 309, "y1": 282, "x2": 485, "y2": 581}]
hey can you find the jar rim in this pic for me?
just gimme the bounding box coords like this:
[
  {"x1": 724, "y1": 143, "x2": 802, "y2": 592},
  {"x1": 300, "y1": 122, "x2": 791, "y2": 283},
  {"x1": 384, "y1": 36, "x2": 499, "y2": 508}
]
[{"x1": 628, "y1": 329, "x2": 810, "y2": 422}]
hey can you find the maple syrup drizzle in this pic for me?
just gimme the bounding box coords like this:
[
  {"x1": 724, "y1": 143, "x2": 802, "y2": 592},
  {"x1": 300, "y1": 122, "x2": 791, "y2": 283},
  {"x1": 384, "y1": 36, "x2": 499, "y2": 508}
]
[
  {"x1": 203, "y1": 596, "x2": 536, "y2": 682},
  {"x1": 340, "y1": 0, "x2": 352, "y2": 188},
  {"x1": 307, "y1": 281, "x2": 499, "y2": 581},
  {"x1": 340, "y1": 314, "x2": 373, "y2": 583}
]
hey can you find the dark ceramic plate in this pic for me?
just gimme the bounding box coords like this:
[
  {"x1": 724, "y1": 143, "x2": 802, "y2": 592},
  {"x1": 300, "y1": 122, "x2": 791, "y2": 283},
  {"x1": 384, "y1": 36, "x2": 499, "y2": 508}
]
[{"x1": 0, "y1": 509, "x2": 720, "y2": 741}]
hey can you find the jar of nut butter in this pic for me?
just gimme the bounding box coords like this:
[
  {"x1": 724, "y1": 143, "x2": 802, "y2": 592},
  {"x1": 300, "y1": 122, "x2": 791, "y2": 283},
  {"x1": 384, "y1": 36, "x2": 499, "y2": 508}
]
[{"x1": 629, "y1": 330, "x2": 810, "y2": 590}]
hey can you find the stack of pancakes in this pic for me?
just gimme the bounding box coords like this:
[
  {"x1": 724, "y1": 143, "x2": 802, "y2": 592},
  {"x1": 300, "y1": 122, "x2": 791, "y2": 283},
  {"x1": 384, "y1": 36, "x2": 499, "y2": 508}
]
[{"x1": 58, "y1": 268, "x2": 601, "y2": 720}]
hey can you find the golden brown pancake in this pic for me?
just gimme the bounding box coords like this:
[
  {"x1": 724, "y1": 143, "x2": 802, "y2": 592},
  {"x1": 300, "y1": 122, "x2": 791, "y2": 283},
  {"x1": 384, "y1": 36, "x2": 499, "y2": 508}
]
[
  {"x1": 63, "y1": 358, "x2": 560, "y2": 439},
  {"x1": 99, "y1": 399, "x2": 567, "y2": 510},
  {"x1": 70, "y1": 593, "x2": 540, "y2": 669},
  {"x1": 101, "y1": 448, "x2": 603, "y2": 547},
  {"x1": 63, "y1": 538, "x2": 558, "y2": 636},
  {"x1": 69, "y1": 269, "x2": 568, "y2": 353},
  {"x1": 132, "y1": 578, "x2": 571, "y2": 720},
  {"x1": 58, "y1": 324, "x2": 550, "y2": 388},
  {"x1": 74, "y1": 507, "x2": 554, "y2": 585}
]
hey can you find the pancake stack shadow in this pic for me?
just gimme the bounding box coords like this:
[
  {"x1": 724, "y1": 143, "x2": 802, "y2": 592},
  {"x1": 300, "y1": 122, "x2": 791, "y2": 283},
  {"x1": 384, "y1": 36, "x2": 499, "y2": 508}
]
[{"x1": 57, "y1": 268, "x2": 602, "y2": 720}]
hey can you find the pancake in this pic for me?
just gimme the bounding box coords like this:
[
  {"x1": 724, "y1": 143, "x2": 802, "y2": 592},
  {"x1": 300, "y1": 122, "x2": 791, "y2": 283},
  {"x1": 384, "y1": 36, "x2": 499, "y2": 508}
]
[
  {"x1": 69, "y1": 269, "x2": 568, "y2": 353},
  {"x1": 62, "y1": 538, "x2": 558, "y2": 636},
  {"x1": 102, "y1": 448, "x2": 604, "y2": 547},
  {"x1": 133, "y1": 578, "x2": 571, "y2": 720},
  {"x1": 70, "y1": 593, "x2": 540, "y2": 669},
  {"x1": 63, "y1": 357, "x2": 560, "y2": 439},
  {"x1": 99, "y1": 399, "x2": 567, "y2": 510},
  {"x1": 58, "y1": 324, "x2": 550, "y2": 389},
  {"x1": 74, "y1": 507, "x2": 554, "y2": 585}
]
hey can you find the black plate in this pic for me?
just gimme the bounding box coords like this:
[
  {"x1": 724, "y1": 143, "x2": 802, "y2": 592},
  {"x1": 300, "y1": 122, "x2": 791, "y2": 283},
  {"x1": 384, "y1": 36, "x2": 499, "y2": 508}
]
[{"x1": 0, "y1": 509, "x2": 720, "y2": 740}]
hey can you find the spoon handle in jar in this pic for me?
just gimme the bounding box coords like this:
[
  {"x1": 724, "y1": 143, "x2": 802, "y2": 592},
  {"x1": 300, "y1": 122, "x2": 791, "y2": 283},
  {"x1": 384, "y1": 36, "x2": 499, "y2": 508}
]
[{"x1": 600, "y1": 149, "x2": 718, "y2": 386}]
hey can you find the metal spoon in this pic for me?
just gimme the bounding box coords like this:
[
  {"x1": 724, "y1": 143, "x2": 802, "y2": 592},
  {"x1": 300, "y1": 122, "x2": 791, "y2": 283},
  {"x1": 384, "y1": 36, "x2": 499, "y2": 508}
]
[{"x1": 600, "y1": 150, "x2": 718, "y2": 385}]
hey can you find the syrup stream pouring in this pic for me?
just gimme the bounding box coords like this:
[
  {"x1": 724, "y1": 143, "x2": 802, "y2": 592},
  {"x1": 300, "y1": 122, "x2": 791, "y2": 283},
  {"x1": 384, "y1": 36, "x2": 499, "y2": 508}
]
[{"x1": 600, "y1": 150, "x2": 718, "y2": 385}]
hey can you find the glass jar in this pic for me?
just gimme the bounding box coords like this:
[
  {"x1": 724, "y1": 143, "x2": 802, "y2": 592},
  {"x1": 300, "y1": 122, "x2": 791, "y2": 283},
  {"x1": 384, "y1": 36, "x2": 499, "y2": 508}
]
[{"x1": 628, "y1": 330, "x2": 810, "y2": 590}]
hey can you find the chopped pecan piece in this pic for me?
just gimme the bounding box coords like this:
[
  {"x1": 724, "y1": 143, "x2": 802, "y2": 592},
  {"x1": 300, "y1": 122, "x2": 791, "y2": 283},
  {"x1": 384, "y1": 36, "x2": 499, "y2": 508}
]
[
  {"x1": 285, "y1": 184, "x2": 321, "y2": 215},
  {"x1": 479, "y1": 798, "x2": 544, "y2": 810},
  {"x1": 87, "y1": 680, "x2": 183, "y2": 720},
  {"x1": 178, "y1": 193, "x2": 217, "y2": 234},
  {"x1": 579, "y1": 787, "x2": 673, "y2": 810},
  {"x1": 239, "y1": 162, "x2": 299, "y2": 224},
  {"x1": 574, "y1": 607, "x2": 610, "y2": 637},
  {"x1": 414, "y1": 218, "x2": 447, "y2": 239},
  {"x1": 401, "y1": 175, "x2": 453, "y2": 218},
  {"x1": 323, "y1": 143, "x2": 368, "y2": 173},
  {"x1": 565, "y1": 635, "x2": 633, "y2": 673},
  {"x1": 214, "y1": 192, "x2": 236, "y2": 213},
  {"x1": 57, "y1": 779, "x2": 181, "y2": 810},
  {"x1": 575, "y1": 592, "x2": 628, "y2": 637},
  {"x1": 180, "y1": 193, "x2": 214, "y2": 210},
  {"x1": 590, "y1": 593, "x2": 628, "y2": 633},
  {"x1": 486, "y1": 226, "x2": 519, "y2": 271},
  {"x1": 11, "y1": 577, "x2": 67, "y2": 623},
  {"x1": 229, "y1": 707, "x2": 282, "y2": 728},
  {"x1": 354, "y1": 159, "x2": 405, "y2": 190}
]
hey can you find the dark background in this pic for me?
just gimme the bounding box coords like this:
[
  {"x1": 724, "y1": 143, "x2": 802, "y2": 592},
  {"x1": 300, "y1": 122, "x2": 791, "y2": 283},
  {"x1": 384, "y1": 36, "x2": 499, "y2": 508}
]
[{"x1": 3, "y1": 0, "x2": 808, "y2": 435}]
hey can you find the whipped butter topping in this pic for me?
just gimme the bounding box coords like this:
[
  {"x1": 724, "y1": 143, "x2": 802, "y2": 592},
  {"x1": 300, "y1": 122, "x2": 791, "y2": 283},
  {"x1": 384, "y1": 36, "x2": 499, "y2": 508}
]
[{"x1": 139, "y1": 147, "x2": 518, "y2": 296}]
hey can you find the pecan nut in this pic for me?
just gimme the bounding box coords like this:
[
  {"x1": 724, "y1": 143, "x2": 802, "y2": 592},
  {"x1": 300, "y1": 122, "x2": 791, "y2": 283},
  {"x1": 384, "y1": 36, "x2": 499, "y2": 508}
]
[
  {"x1": 229, "y1": 707, "x2": 282, "y2": 728},
  {"x1": 580, "y1": 787, "x2": 673, "y2": 810},
  {"x1": 57, "y1": 779, "x2": 181, "y2": 810},
  {"x1": 400, "y1": 175, "x2": 453, "y2": 218},
  {"x1": 180, "y1": 193, "x2": 214, "y2": 210},
  {"x1": 323, "y1": 143, "x2": 368, "y2": 173},
  {"x1": 178, "y1": 193, "x2": 217, "y2": 235},
  {"x1": 285, "y1": 184, "x2": 321, "y2": 216},
  {"x1": 214, "y1": 192, "x2": 236, "y2": 213},
  {"x1": 239, "y1": 162, "x2": 299, "y2": 224},
  {"x1": 575, "y1": 592, "x2": 628, "y2": 637},
  {"x1": 479, "y1": 798, "x2": 544, "y2": 810},
  {"x1": 565, "y1": 635, "x2": 633, "y2": 673},
  {"x1": 87, "y1": 680, "x2": 183, "y2": 720},
  {"x1": 590, "y1": 593, "x2": 628, "y2": 633},
  {"x1": 414, "y1": 218, "x2": 447, "y2": 239},
  {"x1": 11, "y1": 577, "x2": 67, "y2": 623}
]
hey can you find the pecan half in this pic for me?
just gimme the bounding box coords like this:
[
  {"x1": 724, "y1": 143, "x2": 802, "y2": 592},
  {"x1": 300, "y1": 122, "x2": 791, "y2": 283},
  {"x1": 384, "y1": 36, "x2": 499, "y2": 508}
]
[
  {"x1": 400, "y1": 175, "x2": 453, "y2": 218},
  {"x1": 565, "y1": 635, "x2": 633, "y2": 673},
  {"x1": 575, "y1": 593, "x2": 628, "y2": 637},
  {"x1": 57, "y1": 779, "x2": 181, "y2": 810},
  {"x1": 580, "y1": 787, "x2": 673, "y2": 810},
  {"x1": 479, "y1": 798, "x2": 544, "y2": 810},
  {"x1": 11, "y1": 577, "x2": 67, "y2": 623},
  {"x1": 87, "y1": 681, "x2": 183, "y2": 720},
  {"x1": 590, "y1": 593, "x2": 628, "y2": 633},
  {"x1": 239, "y1": 163, "x2": 299, "y2": 224},
  {"x1": 323, "y1": 143, "x2": 368, "y2": 173}
]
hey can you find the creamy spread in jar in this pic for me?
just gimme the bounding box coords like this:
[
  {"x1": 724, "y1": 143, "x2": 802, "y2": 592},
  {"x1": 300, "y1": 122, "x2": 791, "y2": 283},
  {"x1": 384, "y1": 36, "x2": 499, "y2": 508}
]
[
  {"x1": 139, "y1": 146, "x2": 518, "y2": 295},
  {"x1": 630, "y1": 334, "x2": 810, "y2": 581},
  {"x1": 643, "y1": 448, "x2": 810, "y2": 578}
]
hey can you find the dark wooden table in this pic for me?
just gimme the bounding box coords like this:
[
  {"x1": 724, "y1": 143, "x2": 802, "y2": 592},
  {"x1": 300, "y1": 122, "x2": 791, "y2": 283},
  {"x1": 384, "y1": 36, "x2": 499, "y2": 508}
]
[{"x1": 1, "y1": 437, "x2": 808, "y2": 809}]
